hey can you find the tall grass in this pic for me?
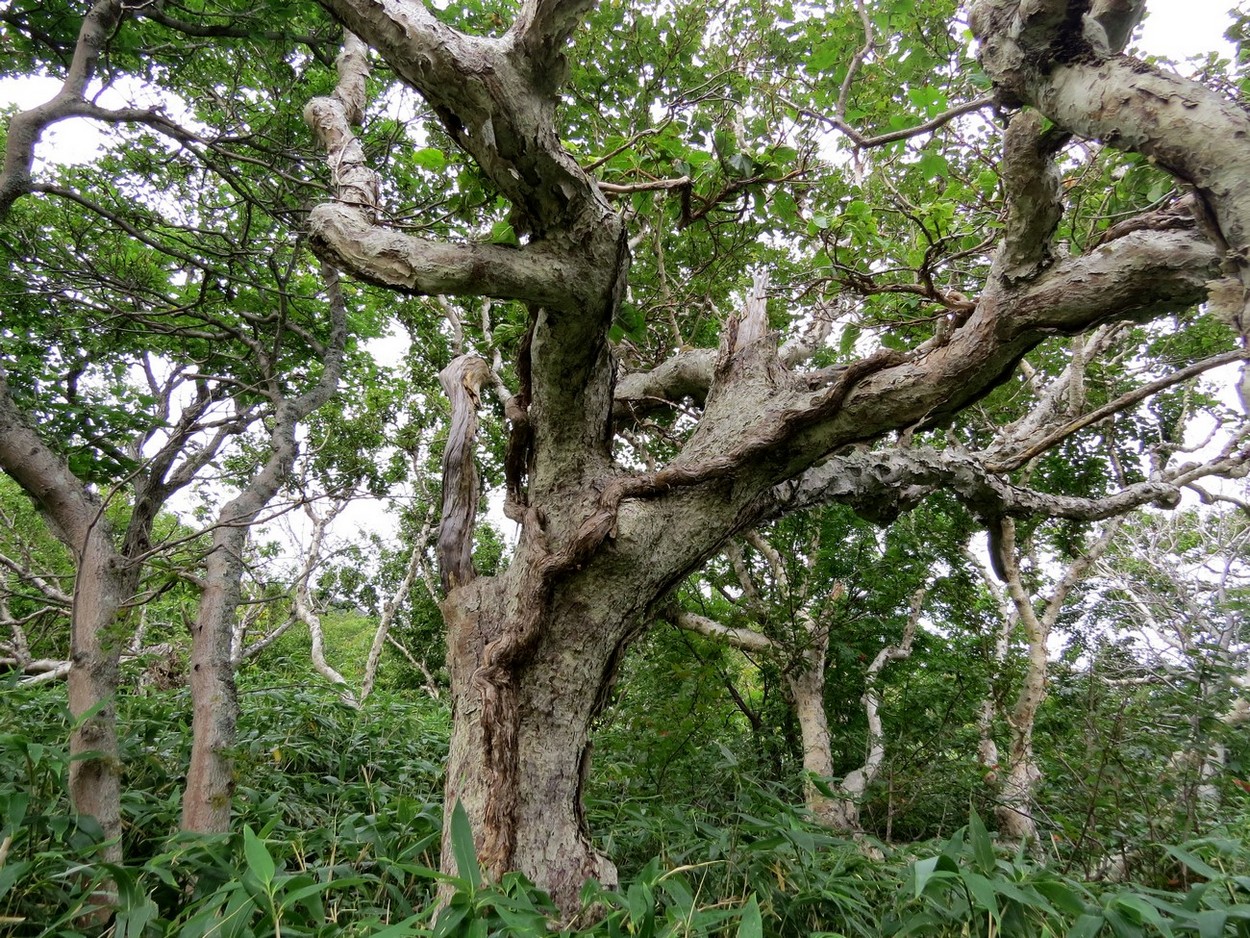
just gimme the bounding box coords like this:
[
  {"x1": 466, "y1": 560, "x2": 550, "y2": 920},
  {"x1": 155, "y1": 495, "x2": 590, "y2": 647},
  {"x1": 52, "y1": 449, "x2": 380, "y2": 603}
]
[{"x1": 1, "y1": 676, "x2": 1247, "y2": 936}]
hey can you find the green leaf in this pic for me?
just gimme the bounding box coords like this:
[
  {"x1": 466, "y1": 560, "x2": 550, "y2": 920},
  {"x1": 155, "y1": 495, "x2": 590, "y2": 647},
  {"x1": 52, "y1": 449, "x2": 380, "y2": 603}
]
[
  {"x1": 1034, "y1": 879, "x2": 1087, "y2": 915},
  {"x1": 961, "y1": 871, "x2": 1000, "y2": 921},
  {"x1": 1111, "y1": 892, "x2": 1170, "y2": 935},
  {"x1": 489, "y1": 220, "x2": 519, "y2": 246},
  {"x1": 413, "y1": 147, "x2": 448, "y2": 172},
  {"x1": 809, "y1": 38, "x2": 842, "y2": 72},
  {"x1": 433, "y1": 902, "x2": 468, "y2": 938},
  {"x1": 365, "y1": 914, "x2": 428, "y2": 938},
  {"x1": 1163, "y1": 846, "x2": 1222, "y2": 880},
  {"x1": 449, "y1": 799, "x2": 482, "y2": 889},
  {"x1": 737, "y1": 895, "x2": 763, "y2": 938},
  {"x1": 839, "y1": 323, "x2": 862, "y2": 356},
  {"x1": 917, "y1": 151, "x2": 948, "y2": 181},
  {"x1": 1195, "y1": 909, "x2": 1228, "y2": 938},
  {"x1": 772, "y1": 189, "x2": 799, "y2": 225},
  {"x1": 967, "y1": 808, "x2": 995, "y2": 874},
  {"x1": 242, "y1": 824, "x2": 275, "y2": 886},
  {"x1": 726, "y1": 152, "x2": 756, "y2": 177},
  {"x1": 1069, "y1": 913, "x2": 1106, "y2": 938},
  {"x1": 913, "y1": 856, "x2": 940, "y2": 898}
]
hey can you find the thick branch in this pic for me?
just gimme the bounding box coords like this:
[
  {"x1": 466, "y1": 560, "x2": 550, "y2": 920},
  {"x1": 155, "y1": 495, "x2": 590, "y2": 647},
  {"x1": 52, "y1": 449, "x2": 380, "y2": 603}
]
[
  {"x1": 973, "y1": 0, "x2": 1250, "y2": 308},
  {"x1": 781, "y1": 446, "x2": 1181, "y2": 525},
  {"x1": 673, "y1": 610, "x2": 774, "y2": 654},
  {"x1": 996, "y1": 109, "x2": 1064, "y2": 285},
  {"x1": 0, "y1": 0, "x2": 123, "y2": 217},
  {"x1": 305, "y1": 204, "x2": 603, "y2": 312}
]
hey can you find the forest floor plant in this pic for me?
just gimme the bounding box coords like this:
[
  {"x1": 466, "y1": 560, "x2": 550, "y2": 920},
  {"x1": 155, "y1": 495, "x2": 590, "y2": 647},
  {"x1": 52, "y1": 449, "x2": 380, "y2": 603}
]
[{"x1": 0, "y1": 678, "x2": 1247, "y2": 936}]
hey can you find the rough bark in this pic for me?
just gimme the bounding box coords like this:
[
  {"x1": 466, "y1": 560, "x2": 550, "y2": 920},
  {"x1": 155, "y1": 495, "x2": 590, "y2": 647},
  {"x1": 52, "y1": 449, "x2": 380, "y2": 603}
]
[
  {"x1": 971, "y1": 0, "x2": 1250, "y2": 349},
  {"x1": 438, "y1": 356, "x2": 493, "y2": 593},
  {"x1": 784, "y1": 613, "x2": 843, "y2": 828},
  {"x1": 0, "y1": 362, "x2": 254, "y2": 905},
  {"x1": 441, "y1": 565, "x2": 638, "y2": 911}
]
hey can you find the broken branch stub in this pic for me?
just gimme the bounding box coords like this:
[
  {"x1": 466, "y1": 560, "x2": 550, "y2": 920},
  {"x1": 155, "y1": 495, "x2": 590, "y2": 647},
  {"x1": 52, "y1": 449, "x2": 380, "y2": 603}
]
[{"x1": 438, "y1": 355, "x2": 493, "y2": 594}]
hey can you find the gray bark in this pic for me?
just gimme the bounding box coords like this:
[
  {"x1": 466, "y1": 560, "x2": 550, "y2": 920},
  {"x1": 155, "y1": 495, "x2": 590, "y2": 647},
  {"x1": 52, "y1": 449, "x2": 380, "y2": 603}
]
[{"x1": 993, "y1": 519, "x2": 1120, "y2": 844}]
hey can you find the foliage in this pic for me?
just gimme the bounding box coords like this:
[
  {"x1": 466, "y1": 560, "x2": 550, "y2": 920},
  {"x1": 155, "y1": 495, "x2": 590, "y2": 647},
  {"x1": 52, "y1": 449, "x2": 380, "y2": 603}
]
[{"x1": 2, "y1": 681, "x2": 1247, "y2": 936}]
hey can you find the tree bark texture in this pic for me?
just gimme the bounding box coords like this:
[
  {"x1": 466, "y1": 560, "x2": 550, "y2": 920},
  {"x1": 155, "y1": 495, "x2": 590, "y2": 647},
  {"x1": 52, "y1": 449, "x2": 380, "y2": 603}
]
[
  {"x1": 439, "y1": 356, "x2": 492, "y2": 593},
  {"x1": 784, "y1": 622, "x2": 846, "y2": 829},
  {"x1": 0, "y1": 371, "x2": 132, "y2": 868},
  {"x1": 441, "y1": 568, "x2": 632, "y2": 911}
]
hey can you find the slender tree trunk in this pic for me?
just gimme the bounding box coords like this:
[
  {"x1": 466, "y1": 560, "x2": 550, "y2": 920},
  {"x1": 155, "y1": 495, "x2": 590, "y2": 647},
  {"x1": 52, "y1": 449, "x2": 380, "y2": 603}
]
[
  {"x1": 0, "y1": 370, "x2": 138, "y2": 911},
  {"x1": 785, "y1": 627, "x2": 853, "y2": 830},
  {"x1": 181, "y1": 523, "x2": 246, "y2": 833},
  {"x1": 67, "y1": 525, "x2": 137, "y2": 864},
  {"x1": 181, "y1": 269, "x2": 346, "y2": 833}
]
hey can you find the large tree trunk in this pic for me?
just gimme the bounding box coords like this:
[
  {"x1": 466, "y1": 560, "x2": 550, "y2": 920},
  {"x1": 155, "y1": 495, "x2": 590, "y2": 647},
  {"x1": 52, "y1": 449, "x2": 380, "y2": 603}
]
[{"x1": 441, "y1": 572, "x2": 626, "y2": 912}]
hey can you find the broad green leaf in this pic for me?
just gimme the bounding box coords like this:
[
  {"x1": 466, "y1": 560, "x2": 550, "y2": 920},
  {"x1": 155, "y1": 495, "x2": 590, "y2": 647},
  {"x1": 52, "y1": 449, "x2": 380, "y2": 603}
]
[
  {"x1": 1196, "y1": 909, "x2": 1228, "y2": 938},
  {"x1": 967, "y1": 808, "x2": 995, "y2": 874},
  {"x1": 772, "y1": 189, "x2": 799, "y2": 225},
  {"x1": 489, "y1": 220, "x2": 519, "y2": 246},
  {"x1": 1069, "y1": 913, "x2": 1106, "y2": 938},
  {"x1": 913, "y1": 856, "x2": 940, "y2": 898},
  {"x1": 242, "y1": 825, "x2": 275, "y2": 886},
  {"x1": 366, "y1": 914, "x2": 428, "y2": 938},
  {"x1": 961, "y1": 871, "x2": 1000, "y2": 921},
  {"x1": 737, "y1": 895, "x2": 763, "y2": 938},
  {"x1": 1163, "y1": 846, "x2": 1221, "y2": 880},
  {"x1": 413, "y1": 147, "x2": 447, "y2": 172},
  {"x1": 1034, "y1": 879, "x2": 1087, "y2": 915}
]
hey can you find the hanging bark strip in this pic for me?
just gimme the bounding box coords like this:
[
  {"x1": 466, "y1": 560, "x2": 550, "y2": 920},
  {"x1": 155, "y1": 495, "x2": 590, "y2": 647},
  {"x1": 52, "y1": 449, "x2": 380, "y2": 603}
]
[{"x1": 438, "y1": 356, "x2": 493, "y2": 593}]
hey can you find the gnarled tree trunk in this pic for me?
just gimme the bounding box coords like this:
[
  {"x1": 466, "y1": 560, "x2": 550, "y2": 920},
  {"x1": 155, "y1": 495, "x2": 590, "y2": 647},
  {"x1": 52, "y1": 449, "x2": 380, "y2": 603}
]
[{"x1": 441, "y1": 564, "x2": 640, "y2": 908}]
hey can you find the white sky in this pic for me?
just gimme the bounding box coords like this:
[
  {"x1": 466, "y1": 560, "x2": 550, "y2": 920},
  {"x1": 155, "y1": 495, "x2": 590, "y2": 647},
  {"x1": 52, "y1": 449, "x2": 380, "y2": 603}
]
[{"x1": 1138, "y1": 0, "x2": 1239, "y2": 60}]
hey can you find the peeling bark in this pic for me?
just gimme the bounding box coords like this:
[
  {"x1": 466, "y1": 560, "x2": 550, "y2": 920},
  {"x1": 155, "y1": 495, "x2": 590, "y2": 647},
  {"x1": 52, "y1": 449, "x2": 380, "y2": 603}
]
[{"x1": 438, "y1": 356, "x2": 493, "y2": 593}]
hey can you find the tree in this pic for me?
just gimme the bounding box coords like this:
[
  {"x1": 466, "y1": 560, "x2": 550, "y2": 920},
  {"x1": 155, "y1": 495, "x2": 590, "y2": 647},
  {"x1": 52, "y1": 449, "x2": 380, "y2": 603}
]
[
  {"x1": 671, "y1": 510, "x2": 934, "y2": 836},
  {"x1": 0, "y1": 1, "x2": 352, "y2": 883},
  {"x1": 5, "y1": 0, "x2": 1250, "y2": 915}
]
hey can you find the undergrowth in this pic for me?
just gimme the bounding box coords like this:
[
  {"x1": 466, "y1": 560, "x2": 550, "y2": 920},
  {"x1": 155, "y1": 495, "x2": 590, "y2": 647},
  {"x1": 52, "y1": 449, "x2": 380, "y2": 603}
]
[{"x1": 1, "y1": 677, "x2": 1247, "y2": 936}]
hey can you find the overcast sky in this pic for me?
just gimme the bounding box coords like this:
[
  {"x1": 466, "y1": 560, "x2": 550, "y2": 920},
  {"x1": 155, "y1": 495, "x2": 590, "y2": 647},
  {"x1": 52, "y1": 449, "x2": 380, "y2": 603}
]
[{"x1": 1139, "y1": 0, "x2": 1238, "y2": 60}]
